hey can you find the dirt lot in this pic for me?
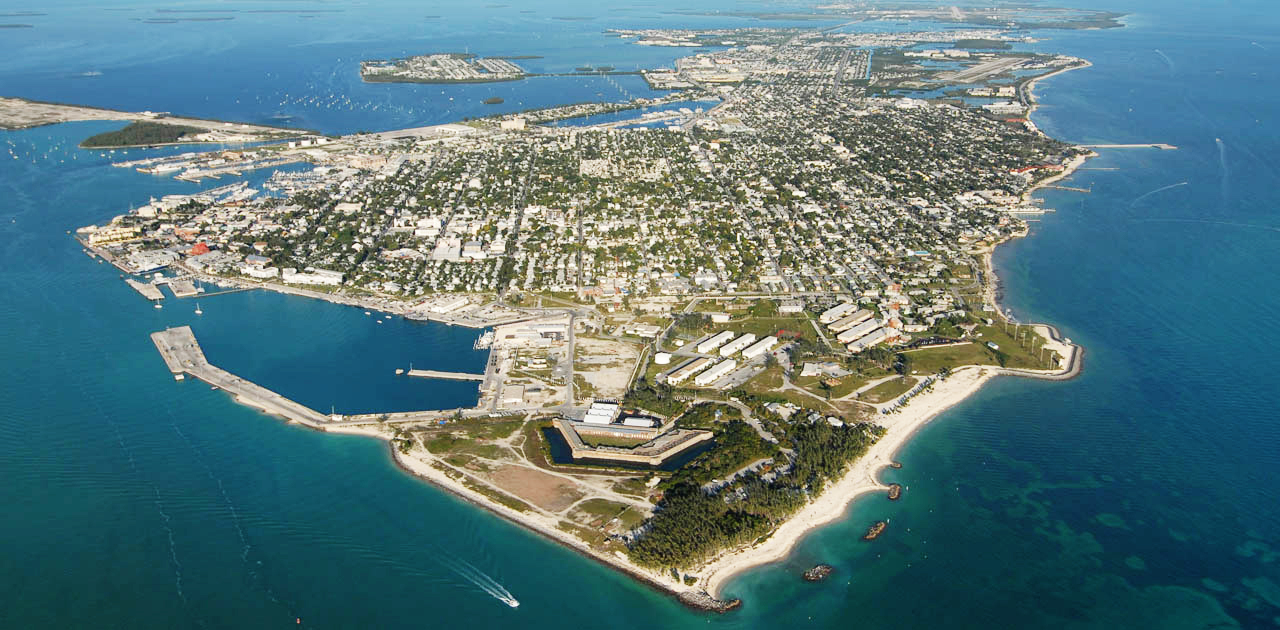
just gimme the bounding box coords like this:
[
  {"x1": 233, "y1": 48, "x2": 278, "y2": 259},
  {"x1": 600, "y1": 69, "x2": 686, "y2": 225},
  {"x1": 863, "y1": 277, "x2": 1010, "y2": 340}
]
[
  {"x1": 574, "y1": 336, "x2": 641, "y2": 400},
  {"x1": 485, "y1": 464, "x2": 585, "y2": 512}
]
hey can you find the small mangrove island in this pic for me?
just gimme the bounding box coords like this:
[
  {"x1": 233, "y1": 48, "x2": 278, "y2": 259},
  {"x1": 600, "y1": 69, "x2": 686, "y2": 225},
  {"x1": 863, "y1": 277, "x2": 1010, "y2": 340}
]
[{"x1": 81, "y1": 121, "x2": 206, "y2": 148}]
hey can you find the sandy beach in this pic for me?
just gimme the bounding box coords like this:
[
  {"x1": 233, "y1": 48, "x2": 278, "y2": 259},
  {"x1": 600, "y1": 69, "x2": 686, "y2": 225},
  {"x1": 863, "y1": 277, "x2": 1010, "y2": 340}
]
[
  {"x1": 325, "y1": 371, "x2": 1000, "y2": 603},
  {"x1": 700, "y1": 366, "x2": 997, "y2": 597},
  {"x1": 695, "y1": 62, "x2": 1093, "y2": 597},
  {"x1": 320, "y1": 422, "x2": 695, "y2": 597}
]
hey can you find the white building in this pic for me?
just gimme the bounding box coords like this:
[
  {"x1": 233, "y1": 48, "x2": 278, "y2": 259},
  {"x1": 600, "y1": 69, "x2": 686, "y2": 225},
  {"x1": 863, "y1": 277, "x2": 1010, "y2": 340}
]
[
  {"x1": 828, "y1": 309, "x2": 873, "y2": 332},
  {"x1": 779, "y1": 299, "x2": 804, "y2": 314},
  {"x1": 694, "y1": 359, "x2": 737, "y2": 387},
  {"x1": 847, "y1": 328, "x2": 890, "y2": 352},
  {"x1": 741, "y1": 336, "x2": 779, "y2": 360},
  {"x1": 583, "y1": 401, "x2": 621, "y2": 425},
  {"x1": 668, "y1": 357, "x2": 713, "y2": 384},
  {"x1": 461, "y1": 241, "x2": 487, "y2": 260},
  {"x1": 281, "y1": 267, "x2": 343, "y2": 286},
  {"x1": 654, "y1": 352, "x2": 673, "y2": 365},
  {"x1": 240, "y1": 264, "x2": 279, "y2": 279},
  {"x1": 696, "y1": 331, "x2": 736, "y2": 354},
  {"x1": 429, "y1": 297, "x2": 470, "y2": 313},
  {"x1": 836, "y1": 319, "x2": 881, "y2": 344},
  {"x1": 625, "y1": 323, "x2": 662, "y2": 338},
  {"x1": 983, "y1": 101, "x2": 1026, "y2": 116},
  {"x1": 719, "y1": 333, "x2": 757, "y2": 357},
  {"x1": 819, "y1": 302, "x2": 858, "y2": 324}
]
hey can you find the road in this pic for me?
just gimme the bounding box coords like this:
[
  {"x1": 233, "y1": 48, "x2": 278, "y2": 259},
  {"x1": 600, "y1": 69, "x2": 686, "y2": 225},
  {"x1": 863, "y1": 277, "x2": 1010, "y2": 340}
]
[
  {"x1": 831, "y1": 48, "x2": 852, "y2": 97},
  {"x1": 695, "y1": 397, "x2": 778, "y2": 444},
  {"x1": 499, "y1": 151, "x2": 538, "y2": 298}
]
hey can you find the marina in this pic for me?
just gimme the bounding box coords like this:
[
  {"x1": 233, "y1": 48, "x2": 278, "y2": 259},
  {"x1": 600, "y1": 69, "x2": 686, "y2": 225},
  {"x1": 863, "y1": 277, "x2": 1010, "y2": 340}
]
[{"x1": 151, "y1": 325, "x2": 529, "y2": 428}]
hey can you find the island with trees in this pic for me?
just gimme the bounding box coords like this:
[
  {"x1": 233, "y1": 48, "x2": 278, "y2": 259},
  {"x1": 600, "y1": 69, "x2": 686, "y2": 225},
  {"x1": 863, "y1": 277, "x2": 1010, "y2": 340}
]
[{"x1": 80, "y1": 6, "x2": 1105, "y2": 611}]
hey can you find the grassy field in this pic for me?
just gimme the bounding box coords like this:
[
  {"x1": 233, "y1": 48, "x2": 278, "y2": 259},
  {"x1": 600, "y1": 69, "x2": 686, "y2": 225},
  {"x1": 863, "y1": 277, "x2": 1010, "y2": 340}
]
[
  {"x1": 557, "y1": 520, "x2": 610, "y2": 549},
  {"x1": 707, "y1": 315, "x2": 815, "y2": 340},
  {"x1": 905, "y1": 324, "x2": 1057, "y2": 373},
  {"x1": 580, "y1": 434, "x2": 652, "y2": 448},
  {"x1": 641, "y1": 357, "x2": 666, "y2": 384},
  {"x1": 424, "y1": 435, "x2": 506, "y2": 459},
  {"x1": 576, "y1": 496, "x2": 650, "y2": 532},
  {"x1": 421, "y1": 418, "x2": 523, "y2": 457},
  {"x1": 973, "y1": 324, "x2": 1059, "y2": 369},
  {"x1": 904, "y1": 342, "x2": 994, "y2": 374},
  {"x1": 453, "y1": 418, "x2": 523, "y2": 440},
  {"x1": 793, "y1": 373, "x2": 871, "y2": 400},
  {"x1": 571, "y1": 498, "x2": 631, "y2": 522},
  {"x1": 861, "y1": 376, "x2": 919, "y2": 403},
  {"x1": 744, "y1": 365, "x2": 784, "y2": 393},
  {"x1": 611, "y1": 477, "x2": 652, "y2": 499},
  {"x1": 573, "y1": 374, "x2": 596, "y2": 399}
]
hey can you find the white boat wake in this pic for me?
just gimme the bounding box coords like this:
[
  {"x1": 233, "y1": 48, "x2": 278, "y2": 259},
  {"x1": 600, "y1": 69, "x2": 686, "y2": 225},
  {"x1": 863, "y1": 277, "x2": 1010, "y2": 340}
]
[
  {"x1": 1129, "y1": 181, "x2": 1188, "y2": 208},
  {"x1": 440, "y1": 554, "x2": 520, "y2": 608},
  {"x1": 1216, "y1": 137, "x2": 1230, "y2": 206}
]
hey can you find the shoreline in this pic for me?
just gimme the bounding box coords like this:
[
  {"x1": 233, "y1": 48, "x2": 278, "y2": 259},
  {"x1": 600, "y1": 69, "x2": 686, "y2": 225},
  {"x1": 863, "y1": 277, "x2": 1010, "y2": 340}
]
[
  {"x1": 319, "y1": 423, "x2": 702, "y2": 604},
  {"x1": 700, "y1": 365, "x2": 998, "y2": 596},
  {"x1": 113, "y1": 53, "x2": 1095, "y2": 612},
  {"x1": 132, "y1": 256, "x2": 557, "y2": 330},
  {"x1": 697, "y1": 61, "x2": 1093, "y2": 599},
  {"x1": 383, "y1": 444, "x2": 696, "y2": 602},
  {"x1": 1, "y1": 95, "x2": 312, "y2": 133}
]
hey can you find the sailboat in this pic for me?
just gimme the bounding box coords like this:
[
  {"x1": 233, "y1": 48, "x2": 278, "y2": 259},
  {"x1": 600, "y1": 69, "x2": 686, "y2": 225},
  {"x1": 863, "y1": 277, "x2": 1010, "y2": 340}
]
[{"x1": 194, "y1": 302, "x2": 203, "y2": 315}]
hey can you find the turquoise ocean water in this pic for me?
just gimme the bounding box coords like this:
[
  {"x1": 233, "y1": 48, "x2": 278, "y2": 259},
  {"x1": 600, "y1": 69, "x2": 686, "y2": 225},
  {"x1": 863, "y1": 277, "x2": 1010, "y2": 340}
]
[{"x1": 2, "y1": 1, "x2": 1279, "y2": 627}]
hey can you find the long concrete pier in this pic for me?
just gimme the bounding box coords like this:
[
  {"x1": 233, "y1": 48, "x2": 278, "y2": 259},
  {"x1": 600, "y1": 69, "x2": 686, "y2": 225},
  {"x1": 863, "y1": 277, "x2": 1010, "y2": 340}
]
[
  {"x1": 151, "y1": 326, "x2": 331, "y2": 428},
  {"x1": 151, "y1": 326, "x2": 540, "y2": 429},
  {"x1": 126, "y1": 278, "x2": 164, "y2": 301},
  {"x1": 1081, "y1": 143, "x2": 1177, "y2": 150},
  {"x1": 406, "y1": 369, "x2": 484, "y2": 381}
]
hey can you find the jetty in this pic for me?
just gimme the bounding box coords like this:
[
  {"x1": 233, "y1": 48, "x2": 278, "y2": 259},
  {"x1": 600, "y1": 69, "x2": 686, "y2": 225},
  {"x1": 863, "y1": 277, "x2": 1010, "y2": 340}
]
[
  {"x1": 406, "y1": 369, "x2": 485, "y2": 381},
  {"x1": 167, "y1": 277, "x2": 200, "y2": 297},
  {"x1": 151, "y1": 326, "x2": 538, "y2": 428},
  {"x1": 151, "y1": 326, "x2": 331, "y2": 427},
  {"x1": 125, "y1": 278, "x2": 164, "y2": 301},
  {"x1": 1080, "y1": 143, "x2": 1177, "y2": 150}
]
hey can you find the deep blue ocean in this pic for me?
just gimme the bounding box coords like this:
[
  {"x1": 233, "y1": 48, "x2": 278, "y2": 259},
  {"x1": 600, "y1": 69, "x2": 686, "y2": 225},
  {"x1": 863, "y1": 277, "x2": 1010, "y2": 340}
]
[{"x1": 2, "y1": 1, "x2": 1278, "y2": 628}]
